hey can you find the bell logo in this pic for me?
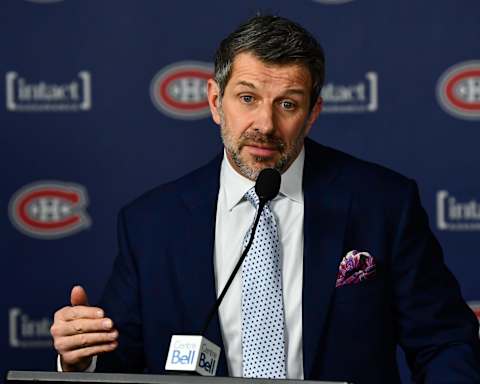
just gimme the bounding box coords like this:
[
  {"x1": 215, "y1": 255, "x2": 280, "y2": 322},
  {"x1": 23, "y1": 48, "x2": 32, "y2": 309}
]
[
  {"x1": 150, "y1": 61, "x2": 213, "y2": 120},
  {"x1": 9, "y1": 181, "x2": 91, "y2": 239},
  {"x1": 436, "y1": 61, "x2": 480, "y2": 120}
]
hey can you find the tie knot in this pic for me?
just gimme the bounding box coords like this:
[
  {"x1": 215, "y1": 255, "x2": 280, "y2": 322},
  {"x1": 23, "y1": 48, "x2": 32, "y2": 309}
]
[{"x1": 244, "y1": 187, "x2": 260, "y2": 208}]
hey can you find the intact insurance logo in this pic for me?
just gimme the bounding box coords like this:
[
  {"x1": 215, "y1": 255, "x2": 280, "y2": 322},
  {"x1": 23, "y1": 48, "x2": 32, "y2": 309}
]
[
  {"x1": 436, "y1": 190, "x2": 480, "y2": 231},
  {"x1": 9, "y1": 308, "x2": 52, "y2": 348},
  {"x1": 5, "y1": 71, "x2": 91, "y2": 112},
  {"x1": 150, "y1": 61, "x2": 213, "y2": 120},
  {"x1": 436, "y1": 61, "x2": 480, "y2": 120},
  {"x1": 321, "y1": 72, "x2": 378, "y2": 113},
  {"x1": 9, "y1": 181, "x2": 91, "y2": 239}
]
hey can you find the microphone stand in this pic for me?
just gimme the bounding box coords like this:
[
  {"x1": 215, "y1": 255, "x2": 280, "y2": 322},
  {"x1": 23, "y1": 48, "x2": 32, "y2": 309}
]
[{"x1": 200, "y1": 199, "x2": 267, "y2": 336}]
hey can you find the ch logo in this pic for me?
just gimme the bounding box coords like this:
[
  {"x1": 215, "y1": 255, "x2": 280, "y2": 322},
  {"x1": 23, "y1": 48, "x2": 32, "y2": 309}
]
[
  {"x1": 150, "y1": 61, "x2": 213, "y2": 120},
  {"x1": 9, "y1": 181, "x2": 91, "y2": 239},
  {"x1": 437, "y1": 61, "x2": 480, "y2": 120}
]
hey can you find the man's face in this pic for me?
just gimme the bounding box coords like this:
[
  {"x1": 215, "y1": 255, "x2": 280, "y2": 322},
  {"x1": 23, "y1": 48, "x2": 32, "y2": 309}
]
[{"x1": 208, "y1": 52, "x2": 322, "y2": 180}]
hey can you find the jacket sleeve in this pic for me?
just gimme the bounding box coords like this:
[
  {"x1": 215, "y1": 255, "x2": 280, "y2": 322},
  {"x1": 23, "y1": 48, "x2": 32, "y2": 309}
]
[
  {"x1": 95, "y1": 208, "x2": 145, "y2": 373},
  {"x1": 392, "y1": 180, "x2": 480, "y2": 383}
]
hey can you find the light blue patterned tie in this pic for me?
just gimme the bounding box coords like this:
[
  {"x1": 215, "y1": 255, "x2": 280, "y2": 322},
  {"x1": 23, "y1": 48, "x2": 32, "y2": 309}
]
[{"x1": 241, "y1": 187, "x2": 286, "y2": 379}]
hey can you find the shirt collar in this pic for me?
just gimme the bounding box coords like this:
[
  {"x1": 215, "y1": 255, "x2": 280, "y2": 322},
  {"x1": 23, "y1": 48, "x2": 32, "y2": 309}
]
[{"x1": 220, "y1": 147, "x2": 305, "y2": 211}]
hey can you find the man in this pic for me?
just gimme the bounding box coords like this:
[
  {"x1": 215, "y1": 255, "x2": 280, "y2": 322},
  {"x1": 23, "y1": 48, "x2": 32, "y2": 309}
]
[{"x1": 50, "y1": 15, "x2": 480, "y2": 383}]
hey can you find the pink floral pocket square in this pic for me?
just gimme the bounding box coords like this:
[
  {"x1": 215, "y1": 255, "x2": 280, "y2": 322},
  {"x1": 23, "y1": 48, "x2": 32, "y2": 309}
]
[{"x1": 335, "y1": 250, "x2": 376, "y2": 288}]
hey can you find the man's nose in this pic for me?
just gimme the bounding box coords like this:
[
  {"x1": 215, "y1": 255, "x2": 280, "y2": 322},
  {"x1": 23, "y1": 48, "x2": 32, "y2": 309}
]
[{"x1": 254, "y1": 104, "x2": 275, "y2": 134}]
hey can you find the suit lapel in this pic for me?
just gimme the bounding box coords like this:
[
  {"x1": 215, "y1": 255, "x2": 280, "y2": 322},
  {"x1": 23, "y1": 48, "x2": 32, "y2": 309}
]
[
  {"x1": 302, "y1": 139, "x2": 351, "y2": 377},
  {"x1": 177, "y1": 153, "x2": 228, "y2": 376}
]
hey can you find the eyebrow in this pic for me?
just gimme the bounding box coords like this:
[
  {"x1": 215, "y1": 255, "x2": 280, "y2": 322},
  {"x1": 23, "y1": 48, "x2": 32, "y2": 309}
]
[
  {"x1": 234, "y1": 81, "x2": 307, "y2": 97},
  {"x1": 235, "y1": 80, "x2": 256, "y2": 89},
  {"x1": 283, "y1": 89, "x2": 307, "y2": 97}
]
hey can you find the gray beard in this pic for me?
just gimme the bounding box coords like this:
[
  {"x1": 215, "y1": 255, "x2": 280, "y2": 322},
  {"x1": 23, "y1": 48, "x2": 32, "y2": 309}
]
[
  {"x1": 218, "y1": 104, "x2": 307, "y2": 180},
  {"x1": 227, "y1": 146, "x2": 288, "y2": 180}
]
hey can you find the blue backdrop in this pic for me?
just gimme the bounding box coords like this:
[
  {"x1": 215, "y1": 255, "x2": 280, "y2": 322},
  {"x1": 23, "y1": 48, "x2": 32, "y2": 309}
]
[{"x1": 1, "y1": 1, "x2": 479, "y2": 382}]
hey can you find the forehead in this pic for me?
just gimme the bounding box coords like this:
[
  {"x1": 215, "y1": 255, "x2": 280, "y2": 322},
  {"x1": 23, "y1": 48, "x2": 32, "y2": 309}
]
[{"x1": 227, "y1": 52, "x2": 312, "y2": 91}]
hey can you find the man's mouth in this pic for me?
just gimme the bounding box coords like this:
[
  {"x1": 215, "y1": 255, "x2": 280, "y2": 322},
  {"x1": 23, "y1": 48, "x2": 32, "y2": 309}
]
[{"x1": 243, "y1": 144, "x2": 279, "y2": 157}]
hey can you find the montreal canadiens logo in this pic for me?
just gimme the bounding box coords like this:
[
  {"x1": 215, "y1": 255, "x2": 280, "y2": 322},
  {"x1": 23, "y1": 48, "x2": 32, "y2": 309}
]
[
  {"x1": 9, "y1": 181, "x2": 91, "y2": 239},
  {"x1": 468, "y1": 302, "x2": 480, "y2": 320},
  {"x1": 150, "y1": 61, "x2": 213, "y2": 120},
  {"x1": 468, "y1": 302, "x2": 480, "y2": 336},
  {"x1": 437, "y1": 61, "x2": 480, "y2": 120}
]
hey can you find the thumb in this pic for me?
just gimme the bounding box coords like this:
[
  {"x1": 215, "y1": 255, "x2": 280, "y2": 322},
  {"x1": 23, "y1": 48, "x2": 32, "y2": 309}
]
[{"x1": 70, "y1": 285, "x2": 89, "y2": 306}]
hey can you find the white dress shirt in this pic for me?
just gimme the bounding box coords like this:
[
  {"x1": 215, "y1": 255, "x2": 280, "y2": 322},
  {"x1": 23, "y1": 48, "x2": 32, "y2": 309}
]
[
  {"x1": 59, "y1": 148, "x2": 305, "y2": 378},
  {"x1": 214, "y1": 148, "x2": 305, "y2": 379}
]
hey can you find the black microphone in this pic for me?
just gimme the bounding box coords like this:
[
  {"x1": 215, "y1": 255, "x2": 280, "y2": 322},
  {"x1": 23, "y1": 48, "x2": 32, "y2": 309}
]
[
  {"x1": 255, "y1": 167, "x2": 282, "y2": 203},
  {"x1": 200, "y1": 168, "x2": 281, "y2": 335}
]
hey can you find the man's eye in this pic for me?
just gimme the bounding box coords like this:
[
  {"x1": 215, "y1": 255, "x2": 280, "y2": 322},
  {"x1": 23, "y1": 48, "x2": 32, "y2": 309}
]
[
  {"x1": 281, "y1": 100, "x2": 296, "y2": 110},
  {"x1": 240, "y1": 95, "x2": 254, "y2": 104}
]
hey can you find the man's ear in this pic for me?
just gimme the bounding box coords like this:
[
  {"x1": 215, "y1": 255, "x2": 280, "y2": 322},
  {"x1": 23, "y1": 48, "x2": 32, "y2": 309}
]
[
  {"x1": 304, "y1": 96, "x2": 323, "y2": 136},
  {"x1": 207, "y1": 79, "x2": 222, "y2": 125}
]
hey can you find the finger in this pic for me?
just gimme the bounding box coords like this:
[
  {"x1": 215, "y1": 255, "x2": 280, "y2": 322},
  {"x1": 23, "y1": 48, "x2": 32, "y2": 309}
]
[
  {"x1": 62, "y1": 341, "x2": 118, "y2": 363},
  {"x1": 70, "y1": 285, "x2": 89, "y2": 306},
  {"x1": 55, "y1": 330, "x2": 118, "y2": 353},
  {"x1": 51, "y1": 318, "x2": 114, "y2": 337},
  {"x1": 56, "y1": 305, "x2": 105, "y2": 322}
]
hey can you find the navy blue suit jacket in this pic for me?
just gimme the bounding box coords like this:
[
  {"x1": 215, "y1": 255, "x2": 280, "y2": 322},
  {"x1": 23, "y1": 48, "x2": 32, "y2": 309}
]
[{"x1": 97, "y1": 138, "x2": 480, "y2": 383}]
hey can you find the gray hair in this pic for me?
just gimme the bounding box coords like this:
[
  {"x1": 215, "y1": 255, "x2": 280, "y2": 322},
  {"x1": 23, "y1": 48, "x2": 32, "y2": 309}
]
[{"x1": 214, "y1": 15, "x2": 326, "y2": 110}]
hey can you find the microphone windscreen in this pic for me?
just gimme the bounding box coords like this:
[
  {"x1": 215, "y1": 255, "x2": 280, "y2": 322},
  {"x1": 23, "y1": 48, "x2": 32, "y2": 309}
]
[{"x1": 255, "y1": 168, "x2": 281, "y2": 201}]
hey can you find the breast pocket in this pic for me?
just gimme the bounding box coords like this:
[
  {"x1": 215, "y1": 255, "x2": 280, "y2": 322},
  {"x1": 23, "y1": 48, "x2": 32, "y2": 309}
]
[{"x1": 333, "y1": 277, "x2": 385, "y2": 305}]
